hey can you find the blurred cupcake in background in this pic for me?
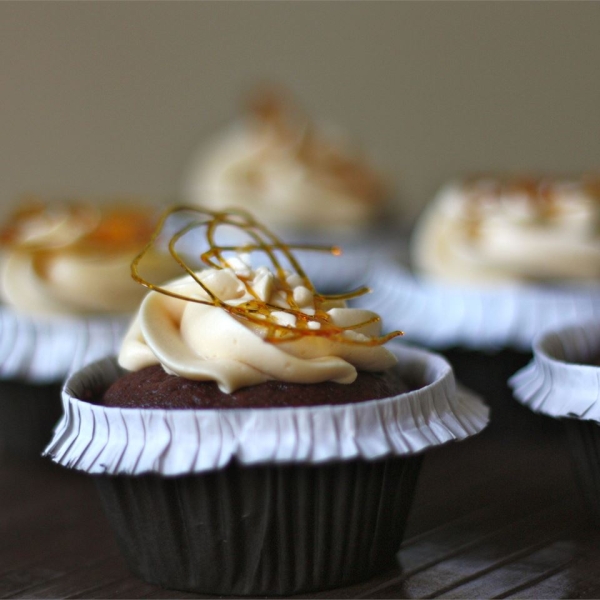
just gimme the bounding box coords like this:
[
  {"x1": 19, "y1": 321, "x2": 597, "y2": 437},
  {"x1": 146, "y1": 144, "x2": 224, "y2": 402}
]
[
  {"x1": 182, "y1": 86, "x2": 391, "y2": 293},
  {"x1": 510, "y1": 321, "x2": 600, "y2": 523},
  {"x1": 182, "y1": 85, "x2": 389, "y2": 237},
  {"x1": 412, "y1": 175, "x2": 600, "y2": 285},
  {"x1": 0, "y1": 197, "x2": 181, "y2": 457},
  {"x1": 0, "y1": 198, "x2": 179, "y2": 315},
  {"x1": 352, "y1": 175, "x2": 600, "y2": 429}
]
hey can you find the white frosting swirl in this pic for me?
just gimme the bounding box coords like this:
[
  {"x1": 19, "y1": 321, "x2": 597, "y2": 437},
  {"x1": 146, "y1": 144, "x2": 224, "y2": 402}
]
[
  {"x1": 119, "y1": 262, "x2": 397, "y2": 393},
  {"x1": 0, "y1": 203, "x2": 178, "y2": 316},
  {"x1": 412, "y1": 179, "x2": 600, "y2": 284},
  {"x1": 183, "y1": 94, "x2": 386, "y2": 232}
]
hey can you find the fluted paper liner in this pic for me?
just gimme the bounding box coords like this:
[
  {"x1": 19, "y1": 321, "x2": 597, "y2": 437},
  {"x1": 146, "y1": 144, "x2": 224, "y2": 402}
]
[
  {"x1": 45, "y1": 341, "x2": 489, "y2": 475},
  {"x1": 509, "y1": 321, "x2": 600, "y2": 420},
  {"x1": 0, "y1": 307, "x2": 130, "y2": 456},
  {"x1": 510, "y1": 321, "x2": 600, "y2": 525},
  {"x1": 353, "y1": 261, "x2": 600, "y2": 351},
  {"x1": 0, "y1": 305, "x2": 130, "y2": 384}
]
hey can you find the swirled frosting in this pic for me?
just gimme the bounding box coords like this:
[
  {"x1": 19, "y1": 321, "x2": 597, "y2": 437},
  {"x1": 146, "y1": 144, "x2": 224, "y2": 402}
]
[
  {"x1": 412, "y1": 177, "x2": 600, "y2": 284},
  {"x1": 183, "y1": 88, "x2": 386, "y2": 232},
  {"x1": 0, "y1": 201, "x2": 178, "y2": 316},
  {"x1": 119, "y1": 259, "x2": 397, "y2": 393}
]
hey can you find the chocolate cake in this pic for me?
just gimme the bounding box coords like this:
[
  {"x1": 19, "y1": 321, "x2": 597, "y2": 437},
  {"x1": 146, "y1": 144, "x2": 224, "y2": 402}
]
[{"x1": 101, "y1": 364, "x2": 409, "y2": 409}]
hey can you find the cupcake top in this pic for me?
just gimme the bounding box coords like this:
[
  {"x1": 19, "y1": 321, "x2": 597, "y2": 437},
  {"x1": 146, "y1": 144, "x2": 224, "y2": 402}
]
[
  {"x1": 0, "y1": 198, "x2": 179, "y2": 316},
  {"x1": 45, "y1": 207, "x2": 491, "y2": 474},
  {"x1": 412, "y1": 175, "x2": 600, "y2": 284},
  {"x1": 182, "y1": 87, "x2": 387, "y2": 233},
  {"x1": 121, "y1": 207, "x2": 400, "y2": 393}
]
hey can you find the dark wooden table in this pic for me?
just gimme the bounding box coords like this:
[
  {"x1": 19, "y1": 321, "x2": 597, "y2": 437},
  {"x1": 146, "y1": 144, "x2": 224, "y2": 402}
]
[{"x1": 1, "y1": 397, "x2": 599, "y2": 599}]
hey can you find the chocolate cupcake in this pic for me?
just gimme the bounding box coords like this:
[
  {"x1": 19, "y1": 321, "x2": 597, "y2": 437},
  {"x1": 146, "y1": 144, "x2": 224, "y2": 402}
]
[
  {"x1": 45, "y1": 208, "x2": 489, "y2": 595},
  {"x1": 510, "y1": 321, "x2": 600, "y2": 523},
  {"x1": 0, "y1": 198, "x2": 180, "y2": 457},
  {"x1": 355, "y1": 176, "x2": 600, "y2": 431}
]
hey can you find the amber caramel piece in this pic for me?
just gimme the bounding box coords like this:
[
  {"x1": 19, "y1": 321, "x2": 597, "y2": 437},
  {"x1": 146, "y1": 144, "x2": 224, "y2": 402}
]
[{"x1": 131, "y1": 206, "x2": 403, "y2": 347}]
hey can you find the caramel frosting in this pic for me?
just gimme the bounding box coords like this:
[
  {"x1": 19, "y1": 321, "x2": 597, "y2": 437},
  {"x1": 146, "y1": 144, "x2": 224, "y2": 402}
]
[
  {"x1": 183, "y1": 88, "x2": 387, "y2": 231},
  {"x1": 0, "y1": 200, "x2": 177, "y2": 316},
  {"x1": 412, "y1": 177, "x2": 600, "y2": 284},
  {"x1": 120, "y1": 263, "x2": 397, "y2": 393},
  {"x1": 119, "y1": 207, "x2": 400, "y2": 392}
]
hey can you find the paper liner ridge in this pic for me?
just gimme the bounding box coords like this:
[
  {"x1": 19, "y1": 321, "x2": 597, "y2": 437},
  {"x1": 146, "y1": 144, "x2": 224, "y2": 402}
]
[{"x1": 45, "y1": 342, "x2": 489, "y2": 475}]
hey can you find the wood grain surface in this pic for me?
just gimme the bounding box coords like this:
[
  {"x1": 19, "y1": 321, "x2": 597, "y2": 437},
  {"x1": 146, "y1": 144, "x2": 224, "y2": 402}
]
[{"x1": 1, "y1": 398, "x2": 599, "y2": 599}]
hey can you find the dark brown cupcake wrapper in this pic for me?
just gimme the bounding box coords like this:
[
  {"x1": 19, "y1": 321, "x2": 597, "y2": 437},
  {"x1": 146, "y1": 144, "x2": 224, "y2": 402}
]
[
  {"x1": 564, "y1": 419, "x2": 600, "y2": 524},
  {"x1": 443, "y1": 348, "x2": 537, "y2": 432},
  {"x1": 94, "y1": 455, "x2": 422, "y2": 596},
  {"x1": 0, "y1": 380, "x2": 63, "y2": 458}
]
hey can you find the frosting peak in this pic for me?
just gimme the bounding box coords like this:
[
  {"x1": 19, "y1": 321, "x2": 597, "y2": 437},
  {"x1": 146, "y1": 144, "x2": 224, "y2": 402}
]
[
  {"x1": 119, "y1": 207, "x2": 400, "y2": 392},
  {"x1": 183, "y1": 87, "x2": 387, "y2": 231}
]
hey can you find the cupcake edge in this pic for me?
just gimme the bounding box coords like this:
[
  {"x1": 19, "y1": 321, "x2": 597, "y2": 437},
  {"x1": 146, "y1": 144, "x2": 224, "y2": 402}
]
[
  {"x1": 44, "y1": 340, "x2": 489, "y2": 475},
  {"x1": 509, "y1": 320, "x2": 600, "y2": 421}
]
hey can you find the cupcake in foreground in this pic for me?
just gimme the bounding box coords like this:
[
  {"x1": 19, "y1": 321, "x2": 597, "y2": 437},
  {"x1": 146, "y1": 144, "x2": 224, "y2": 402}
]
[
  {"x1": 45, "y1": 207, "x2": 489, "y2": 596},
  {"x1": 0, "y1": 198, "x2": 179, "y2": 456},
  {"x1": 510, "y1": 321, "x2": 600, "y2": 522},
  {"x1": 182, "y1": 86, "x2": 388, "y2": 236}
]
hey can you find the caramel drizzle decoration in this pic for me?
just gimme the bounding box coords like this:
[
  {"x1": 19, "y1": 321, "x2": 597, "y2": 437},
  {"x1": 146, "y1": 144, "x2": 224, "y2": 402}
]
[{"x1": 131, "y1": 206, "x2": 403, "y2": 346}]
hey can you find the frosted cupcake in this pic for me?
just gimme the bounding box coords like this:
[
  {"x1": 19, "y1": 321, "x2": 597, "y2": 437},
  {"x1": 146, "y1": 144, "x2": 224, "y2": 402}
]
[
  {"x1": 0, "y1": 198, "x2": 179, "y2": 456},
  {"x1": 353, "y1": 176, "x2": 600, "y2": 427},
  {"x1": 412, "y1": 176, "x2": 600, "y2": 284},
  {"x1": 510, "y1": 321, "x2": 600, "y2": 522},
  {"x1": 183, "y1": 87, "x2": 388, "y2": 238},
  {"x1": 45, "y1": 207, "x2": 489, "y2": 595}
]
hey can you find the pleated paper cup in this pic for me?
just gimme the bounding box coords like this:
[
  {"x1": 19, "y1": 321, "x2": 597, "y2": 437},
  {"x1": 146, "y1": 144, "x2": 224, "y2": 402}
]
[
  {"x1": 510, "y1": 321, "x2": 600, "y2": 523},
  {"x1": 45, "y1": 342, "x2": 488, "y2": 595},
  {"x1": 0, "y1": 306, "x2": 129, "y2": 457}
]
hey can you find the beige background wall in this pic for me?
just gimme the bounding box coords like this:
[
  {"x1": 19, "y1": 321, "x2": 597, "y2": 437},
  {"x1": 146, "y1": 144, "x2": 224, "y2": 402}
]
[{"x1": 2, "y1": 1, "x2": 599, "y2": 224}]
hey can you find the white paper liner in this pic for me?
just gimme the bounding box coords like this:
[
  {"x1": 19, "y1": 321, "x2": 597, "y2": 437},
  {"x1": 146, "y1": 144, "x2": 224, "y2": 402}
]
[
  {"x1": 44, "y1": 341, "x2": 489, "y2": 476},
  {"x1": 0, "y1": 305, "x2": 130, "y2": 384},
  {"x1": 509, "y1": 321, "x2": 600, "y2": 422},
  {"x1": 351, "y1": 261, "x2": 600, "y2": 351}
]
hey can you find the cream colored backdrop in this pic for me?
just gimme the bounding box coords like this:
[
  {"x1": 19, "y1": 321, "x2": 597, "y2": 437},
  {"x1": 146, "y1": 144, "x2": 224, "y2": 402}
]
[{"x1": 1, "y1": 1, "x2": 599, "y2": 223}]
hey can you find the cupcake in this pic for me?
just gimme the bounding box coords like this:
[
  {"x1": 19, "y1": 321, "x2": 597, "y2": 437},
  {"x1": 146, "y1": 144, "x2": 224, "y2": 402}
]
[
  {"x1": 182, "y1": 86, "x2": 388, "y2": 239},
  {"x1": 412, "y1": 175, "x2": 600, "y2": 285},
  {"x1": 0, "y1": 198, "x2": 180, "y2": 456},
  {"x1": 353, "y1": 175, "x2": 600, "y2": 428},
  {"x1": 45, "y1": 207, "x2": 489, "y2": 596},
  {"x1": 509, "y1": 321, "x2": 600, "y2": 522}
]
